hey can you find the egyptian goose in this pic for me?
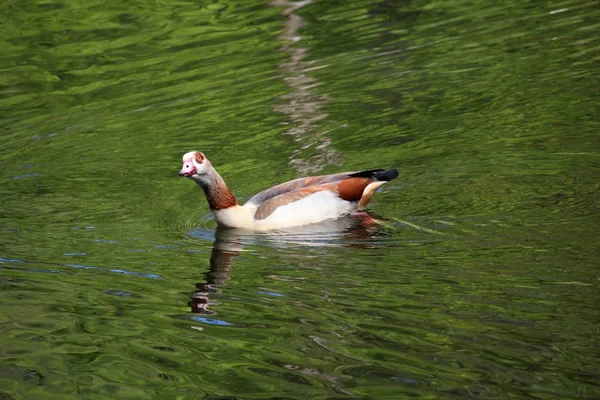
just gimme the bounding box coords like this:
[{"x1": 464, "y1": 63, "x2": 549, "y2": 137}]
[{"x1": 179, "y1": 151, "x2": 398, "y2": 230}]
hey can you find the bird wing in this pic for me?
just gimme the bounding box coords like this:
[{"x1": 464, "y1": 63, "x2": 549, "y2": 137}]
[
  {"x1": 253, "y1": 176, "x2": 386, "y2": 220},
  {"x1": 244, "y1": 171, "x2": 357, "y2": 207}
]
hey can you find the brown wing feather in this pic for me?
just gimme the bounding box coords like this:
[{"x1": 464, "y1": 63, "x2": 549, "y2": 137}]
[{"x1": 245, "y1": 172, "x2": 356, "y2": 206}]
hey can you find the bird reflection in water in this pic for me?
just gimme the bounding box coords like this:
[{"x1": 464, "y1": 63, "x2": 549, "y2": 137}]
[
  {"x1": 189, "y1": 227, "x2": 241, "y2": 315},
  {"x1": 189, "y1": 212, "x2": 385, "y2": 315}
]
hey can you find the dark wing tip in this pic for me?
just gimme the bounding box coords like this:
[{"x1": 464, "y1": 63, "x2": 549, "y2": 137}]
[
  {"x1": 349, "y1": 168, "x2": 399, "y2": 181},
  {"x1": 375, "y1": 168, "x2": 399, "y2": 182},
  {"x1": 348, "y1": 169, "x2": 385, "y2": 178}
]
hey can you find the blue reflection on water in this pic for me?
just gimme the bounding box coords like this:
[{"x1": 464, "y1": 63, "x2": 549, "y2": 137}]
[
  {"x1": 104, "y1": 289, "x2": 135, "y2": 297},
  {"x1": 109, "y1": 269, "x2": 161, "y2": 279},
  {"x1": 0, "y1": 257, "x2": 24, "y2": 263},
  {"x1": 63, "y1": 263, "x2": 100, "y2": 270},
  {"x1": 0, "y1": 256, "x2": 161, "y2": 279},
  {"x1": 256, "y1": 291, "x2": 286, "y2": 297},
  {"x1": 12, "y1": 173, "x2": 40, "y2": 179},
  {"x1": 187, "y1": 316, "x2": 234, "y2": 326},
  {"x1": 92, "y1": 239, "x2": 117, "y2": 244}
]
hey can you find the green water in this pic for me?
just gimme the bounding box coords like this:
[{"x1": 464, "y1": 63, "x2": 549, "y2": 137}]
[{"x1": 1, "y1": 0, "x2": 599, "y2": 398}]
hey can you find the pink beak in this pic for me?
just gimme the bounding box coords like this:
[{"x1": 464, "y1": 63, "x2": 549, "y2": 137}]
[{"x1": 179, "y1": 165, "x2": 196, "y2": 177}]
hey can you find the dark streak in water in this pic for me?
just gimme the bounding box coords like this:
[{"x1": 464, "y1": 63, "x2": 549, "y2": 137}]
[{"x1": 0, "y1": 265, "x2": 63, "y2": 274}]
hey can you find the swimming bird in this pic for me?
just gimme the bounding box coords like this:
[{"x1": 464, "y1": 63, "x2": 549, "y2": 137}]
[{"x1": 179, "y1": 151, "x2": 398, "y2": 230}]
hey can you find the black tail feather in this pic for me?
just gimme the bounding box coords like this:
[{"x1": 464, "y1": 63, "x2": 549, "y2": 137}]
[
  {"x1": 349, "y1": 168, "x2": 399, "y2": 181},
  {"x1": 374, "y1": 169, "x2": 399, "y2": 181}
]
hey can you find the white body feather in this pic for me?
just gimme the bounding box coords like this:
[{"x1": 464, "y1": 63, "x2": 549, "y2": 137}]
[{"x1": 214, "y1": 191, "x2": 358, "y2": 231}]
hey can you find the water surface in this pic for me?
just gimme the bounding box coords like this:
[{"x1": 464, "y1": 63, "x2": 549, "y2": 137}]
[{"x1": 1, "y1": 0, "x2": 599, "y2": 398}]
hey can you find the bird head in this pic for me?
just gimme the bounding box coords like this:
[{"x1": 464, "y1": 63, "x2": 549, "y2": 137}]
[{"x1": 179, "y1": 151, "x2": 207, "y2": 177}]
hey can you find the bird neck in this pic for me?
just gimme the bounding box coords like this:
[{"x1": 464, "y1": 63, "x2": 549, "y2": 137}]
[{"x1": 190, "y1": 167, "x2": 238, "y2": 210}]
